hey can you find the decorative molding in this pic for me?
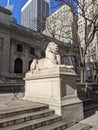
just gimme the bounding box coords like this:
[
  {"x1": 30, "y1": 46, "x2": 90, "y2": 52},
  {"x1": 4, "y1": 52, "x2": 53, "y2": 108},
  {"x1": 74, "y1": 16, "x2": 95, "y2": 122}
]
[{"x1": 0, "y1": 6, "x2": 11, "y2": 15}]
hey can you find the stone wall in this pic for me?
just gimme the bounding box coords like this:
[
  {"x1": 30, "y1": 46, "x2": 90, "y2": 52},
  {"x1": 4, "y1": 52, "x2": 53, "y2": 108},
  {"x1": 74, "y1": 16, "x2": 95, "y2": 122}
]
[
  {"x1": 77, "y1": 83, "x2": 98, "y2": 104},
  {"x1": 0, "y1": 30, "x2": 10, "y2": 77}
]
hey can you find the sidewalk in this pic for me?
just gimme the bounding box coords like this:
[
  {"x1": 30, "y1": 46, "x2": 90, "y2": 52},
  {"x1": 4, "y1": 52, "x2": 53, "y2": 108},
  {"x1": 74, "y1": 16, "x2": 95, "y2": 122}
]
[
  {"x1": 80, "y1": 108, "x2": 98, "y2": 130},
  {"x1": 0, "y1": 99, "x2": 49, "y2": 115}
]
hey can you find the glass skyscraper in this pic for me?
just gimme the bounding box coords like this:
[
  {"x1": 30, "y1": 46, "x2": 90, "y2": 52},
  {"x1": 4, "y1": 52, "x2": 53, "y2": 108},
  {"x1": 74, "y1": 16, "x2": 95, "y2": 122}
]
[{"x1": 21, "y1": 0, "x2": 49, "y2": 32}]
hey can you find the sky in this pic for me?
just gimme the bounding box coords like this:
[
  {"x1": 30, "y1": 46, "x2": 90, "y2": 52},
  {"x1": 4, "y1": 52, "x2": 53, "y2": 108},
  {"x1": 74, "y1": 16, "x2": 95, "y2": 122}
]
[
  {"x1": 0, "y1": 0, "x2": 27, "y2": 24},
  {"x1": 0, "y1": 0, "x2": 60, "y2": 24}
]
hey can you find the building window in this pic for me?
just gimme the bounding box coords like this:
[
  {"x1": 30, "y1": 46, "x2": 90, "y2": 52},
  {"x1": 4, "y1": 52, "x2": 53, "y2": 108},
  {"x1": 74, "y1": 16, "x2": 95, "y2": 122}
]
[
  {"x1": 17, "y1": 44, "x2": 22, "y2": 52},
  {"x1": 30, "y1": 47, "x2": 35, "y2": 55},
  {"x1": 14, "y1": 58, "x2": 23, "y2": 73}
]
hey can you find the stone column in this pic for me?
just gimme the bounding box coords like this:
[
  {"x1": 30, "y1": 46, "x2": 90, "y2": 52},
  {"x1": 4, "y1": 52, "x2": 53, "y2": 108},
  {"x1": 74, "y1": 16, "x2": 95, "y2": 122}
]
[{"x1": 0, "y1": 32, "x2": 10, "y2": 77}]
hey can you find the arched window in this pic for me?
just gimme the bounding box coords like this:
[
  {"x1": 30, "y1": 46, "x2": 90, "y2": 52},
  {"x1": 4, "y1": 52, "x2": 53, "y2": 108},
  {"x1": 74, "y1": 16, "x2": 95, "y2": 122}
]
[
  {"x1": 14, "y1": 58, "x2": 23, "y2": 73},
  {"x1": 28, "y1": 60, "x2": 32, "y2": 70}
]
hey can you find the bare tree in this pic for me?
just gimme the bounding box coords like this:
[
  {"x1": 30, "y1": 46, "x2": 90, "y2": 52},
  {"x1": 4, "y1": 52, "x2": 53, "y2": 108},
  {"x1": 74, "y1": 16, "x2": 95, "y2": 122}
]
[
  {"x1": 54, "y1": 0, "x2": 98, "y2": 83},
  {"x1": 43, "y1": 4, "x2": 78, "y2": 44}
]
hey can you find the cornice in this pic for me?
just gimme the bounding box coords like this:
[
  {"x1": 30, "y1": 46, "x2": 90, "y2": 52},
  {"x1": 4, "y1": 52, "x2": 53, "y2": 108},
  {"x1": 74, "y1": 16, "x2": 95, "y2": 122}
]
[
  {"x1": 0, "y1": 21, "x2": 79, "y2": 55},
  {"x1": 0, "y1": 6, "x2": 11, "y2": 15}
]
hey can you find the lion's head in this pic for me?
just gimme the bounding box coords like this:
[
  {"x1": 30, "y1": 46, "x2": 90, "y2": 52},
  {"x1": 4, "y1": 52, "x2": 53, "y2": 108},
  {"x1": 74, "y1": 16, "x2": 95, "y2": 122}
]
[{"x1": 46, "y1": 42, "x2": 59, "y2": 54}]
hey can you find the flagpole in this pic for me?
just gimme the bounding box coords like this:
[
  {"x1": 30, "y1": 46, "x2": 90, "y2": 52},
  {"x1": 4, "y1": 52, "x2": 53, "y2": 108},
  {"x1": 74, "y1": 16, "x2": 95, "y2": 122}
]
[{"x1": 7, "y1": 0, "x2": 10, "y2": 6}]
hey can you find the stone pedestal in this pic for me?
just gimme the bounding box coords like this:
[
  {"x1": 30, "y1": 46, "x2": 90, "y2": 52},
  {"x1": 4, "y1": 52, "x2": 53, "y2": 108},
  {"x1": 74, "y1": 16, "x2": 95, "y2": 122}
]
[{"x1": 24, "y1": 66, "x2": 84, "y2": 121}]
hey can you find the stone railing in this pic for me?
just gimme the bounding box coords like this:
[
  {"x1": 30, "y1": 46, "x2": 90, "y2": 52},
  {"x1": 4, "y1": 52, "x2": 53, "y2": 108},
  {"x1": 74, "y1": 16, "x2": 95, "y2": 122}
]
[{"x1": 77, "y1": 83, "x2": 98, "y2": 104}]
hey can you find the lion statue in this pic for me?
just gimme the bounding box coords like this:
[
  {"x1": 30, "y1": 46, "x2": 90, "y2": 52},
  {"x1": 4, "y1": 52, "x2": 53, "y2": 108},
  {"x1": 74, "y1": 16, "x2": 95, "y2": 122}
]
[{"x1": 30, "y1": 42, "x2": 61, "y2": 72}]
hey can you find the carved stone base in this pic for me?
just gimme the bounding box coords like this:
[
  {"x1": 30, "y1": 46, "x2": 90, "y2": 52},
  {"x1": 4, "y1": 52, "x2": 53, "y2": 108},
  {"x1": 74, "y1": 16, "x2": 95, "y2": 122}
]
[{"x1": 24, "y1": 66, "x2": 84, "y2": 121}]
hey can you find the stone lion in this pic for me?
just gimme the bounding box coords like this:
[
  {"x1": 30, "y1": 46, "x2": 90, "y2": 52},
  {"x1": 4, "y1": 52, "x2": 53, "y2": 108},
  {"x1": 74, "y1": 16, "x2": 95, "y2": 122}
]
[{"x1": 30, "y1": 41, "x2": 61, "y2": 72}]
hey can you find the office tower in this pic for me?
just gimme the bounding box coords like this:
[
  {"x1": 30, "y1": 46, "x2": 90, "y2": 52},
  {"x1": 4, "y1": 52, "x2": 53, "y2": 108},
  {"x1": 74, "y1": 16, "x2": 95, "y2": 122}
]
[
  {"x1": 21, "y1": 0, "x2": 49, "y2": 32},
  {"x1": 78, "y1": 0, "x2": 98, "y2": 62},
  {"x1": 78, "y1": 0, "x2": 98, "y2": 82},
  {"x1": 43, "y1": 4, "x2": 76, "y2": 44}
]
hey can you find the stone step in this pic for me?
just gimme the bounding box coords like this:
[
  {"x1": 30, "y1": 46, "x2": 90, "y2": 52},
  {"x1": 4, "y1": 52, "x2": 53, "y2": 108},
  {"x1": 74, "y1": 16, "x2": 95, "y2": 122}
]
[
  {"x1": 89, "y1": 126, "x2": 98, "y2": 130},
  {"x1": 35, "y1": 120, "x2": 76, "y2": 130},
  {"x1": 95, "y1": 110, "x2": 98, "y2": 114},
  {"x1": 64, "y1": 123, "x2": 91, "y2": 130},
  {"x1": 0, "y1": 109, "x2": 55, "y2": 128},
  {"x1": 0, "y1": 115, "x2": 62, "y2": 130},
  {"x1": 0, "y1": 104, "x2": 49, "y2": 119}
]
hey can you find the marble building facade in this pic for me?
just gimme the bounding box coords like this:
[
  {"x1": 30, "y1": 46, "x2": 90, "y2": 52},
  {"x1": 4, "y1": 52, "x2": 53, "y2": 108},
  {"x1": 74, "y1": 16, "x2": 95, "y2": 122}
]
[
  {"x1": 0, "y1": 6, "x2": 47, "y2": 81},
  {"x1": 0, "y1": 6, "x2": 79, "y2": 82}
]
